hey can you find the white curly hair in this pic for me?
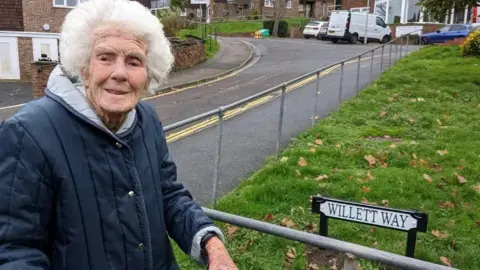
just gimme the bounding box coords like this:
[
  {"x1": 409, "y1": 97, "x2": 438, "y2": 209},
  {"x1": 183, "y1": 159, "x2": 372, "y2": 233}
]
[{"x1": 59, "y1": 0, "x2": 174, "y2": 89}]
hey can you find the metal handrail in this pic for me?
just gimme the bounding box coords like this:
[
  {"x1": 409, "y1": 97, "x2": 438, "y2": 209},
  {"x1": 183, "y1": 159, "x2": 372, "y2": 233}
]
[
  {"x1": 203, "y1": 208, "x2": 455, "y2": 270},
  {"x1": 163, "y1": 30, "x2": 418, "y2": 133}
]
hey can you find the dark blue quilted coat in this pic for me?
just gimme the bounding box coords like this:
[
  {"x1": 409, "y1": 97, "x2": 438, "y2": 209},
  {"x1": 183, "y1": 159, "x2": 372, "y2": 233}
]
[{"x1": 0, "y1": 66, "x2": 223, "y2": 270}]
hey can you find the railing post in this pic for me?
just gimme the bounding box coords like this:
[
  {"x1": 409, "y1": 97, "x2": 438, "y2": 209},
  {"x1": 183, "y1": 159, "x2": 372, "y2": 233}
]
[
  {"x1": 356, "y1": 55, "x2": 361, "y2": 94},
  {"x1": 312, "y1": 70, "x2": 321, "y2": 128},
  {"x1": 407, "y1": 34, "x2": 410, "y2": 55},
  {"x1": 338, "y1": 62, "x2": 344, "y2": 110},
  {"x1": 369, "y1": 50, "x2": 374, "y2": 84},
  {"x1": 276, "y1": 84, "x2": 287, "y2": 158},
  {"x1": 400, "y1": 37, "x2": 403, "y2": 58},
  {"x1": 343, "y1": 253, "x2": 358, "y2": 270},
  {"x1": 389, "y1": 43, "x2": 392, "y2": 67},
  {"x1": 212, "y1": 108, "x2": 224, "y2": 208},
  {"x1": 395, "y1": 43, "x2": 398, "y2": 64},
  {"x1": 380, "y1": 45, "x2": 385, "y2": 73}
]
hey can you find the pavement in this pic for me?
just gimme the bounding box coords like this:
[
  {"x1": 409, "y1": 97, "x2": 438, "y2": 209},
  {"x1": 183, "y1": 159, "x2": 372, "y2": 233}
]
[{"x1": 0, "y1": 37, "x2": 252, "y2": 116}]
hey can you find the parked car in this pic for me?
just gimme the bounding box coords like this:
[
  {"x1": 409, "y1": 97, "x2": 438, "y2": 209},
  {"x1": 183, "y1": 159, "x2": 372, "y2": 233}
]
[
  {"x1": 326, "y1": 10, "x2": 392, "y2": 44},
  {"x1": 420, "y1": 24, "x2": 472, "y2": 45},
  {"x1": 303, "y1": 21, "x2": 329, "y2": 40}
]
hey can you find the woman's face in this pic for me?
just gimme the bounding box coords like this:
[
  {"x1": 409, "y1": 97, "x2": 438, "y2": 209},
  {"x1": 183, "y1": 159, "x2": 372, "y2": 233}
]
[{"x1": 82, "y1": 27, "x2": 149, "y2": 117}]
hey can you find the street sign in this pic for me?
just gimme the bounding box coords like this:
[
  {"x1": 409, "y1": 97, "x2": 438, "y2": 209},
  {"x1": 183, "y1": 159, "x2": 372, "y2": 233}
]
[{"x1": 311, "y1": 196, "x2": 428, "y2": 258}]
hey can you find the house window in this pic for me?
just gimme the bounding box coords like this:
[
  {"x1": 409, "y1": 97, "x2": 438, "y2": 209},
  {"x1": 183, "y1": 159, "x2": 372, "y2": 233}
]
[
  {"x1": 264, "y1": 0, "x2": 273, "y2": 8},
  {"x1": 197, "y1": 8, "x2": 203, "y2": 18},
  {"x1": 32, "y1": 38, "x2": 59, "y2": 62},
  {"x1": 54, "y1": 0, "x2": 87, "y2": 8},
  {"x1": 286, "y1": 0, "x2": 292, "y2": 9},
  {"x1": 299, "y1": 4, "x2": 303, "y2": 11}
]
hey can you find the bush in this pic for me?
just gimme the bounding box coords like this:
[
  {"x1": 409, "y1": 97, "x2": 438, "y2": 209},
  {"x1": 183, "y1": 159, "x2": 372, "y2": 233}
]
[
  {"x1": 263, "y1": 20, "x2": 289, "y2": 37},
  {"x1": 461, "y1": 30, "x2": 480, "y2": 56},
  {"x1": 156, "y1": 8, "x2": 184, "y2": 37}
]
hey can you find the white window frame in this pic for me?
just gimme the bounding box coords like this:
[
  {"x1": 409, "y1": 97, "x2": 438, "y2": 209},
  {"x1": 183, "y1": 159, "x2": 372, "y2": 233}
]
[
  {"x1": 32, "y1": 38, "x2": 59, "y2": 62},
  {"x1": 286, "y1": 0, "x2": 292, "y2": 9},
  {"x1": 299, "y1": 4, "x2": 303, "y2": 11},
  {"x1": 264, "y1": 0, "x2": 274, "y2": 8},
  {"x1": 197, "y1": 8, "x2": 203, "y2": 17},
  {"x1": 53, "y1": 0, "x2": 87, "y2": 8}
]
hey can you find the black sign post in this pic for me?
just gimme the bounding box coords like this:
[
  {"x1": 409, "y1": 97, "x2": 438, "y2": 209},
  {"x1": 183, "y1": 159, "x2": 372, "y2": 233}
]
[{"x1": 311, "y1": 196, "x2": 428, "y2": 258}]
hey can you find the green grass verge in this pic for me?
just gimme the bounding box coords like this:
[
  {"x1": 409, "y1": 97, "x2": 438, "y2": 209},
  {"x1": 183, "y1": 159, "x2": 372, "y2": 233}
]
[
  {"x1": 174, "y1": 46, "x2": 480, "y2": 269},
  {"x1": 205, "y1": 38, "x2": 220, "y2": 59}
]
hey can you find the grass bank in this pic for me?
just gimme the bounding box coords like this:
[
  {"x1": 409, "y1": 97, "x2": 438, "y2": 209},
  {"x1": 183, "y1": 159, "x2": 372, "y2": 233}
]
[{"x1": 174, "y1": 46, "x2": 480, "y2": 269}]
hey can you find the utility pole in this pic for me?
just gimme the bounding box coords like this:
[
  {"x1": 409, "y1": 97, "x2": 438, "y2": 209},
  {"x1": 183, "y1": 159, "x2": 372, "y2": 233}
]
[{"x1": 364, "y1": 0, "x2": 370, "y2": 45}]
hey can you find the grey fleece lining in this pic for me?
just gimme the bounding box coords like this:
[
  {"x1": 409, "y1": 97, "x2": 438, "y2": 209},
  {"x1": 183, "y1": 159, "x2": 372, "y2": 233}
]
[
  {"x1": 190, "y1": 226, "x2": 225, "y2": 265},
  {"x1": 46, "y1": 65, "x2": 136, "y2": 135}
]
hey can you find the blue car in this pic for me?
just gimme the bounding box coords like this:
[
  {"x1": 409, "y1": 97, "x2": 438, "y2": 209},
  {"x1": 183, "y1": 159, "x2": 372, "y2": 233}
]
[{"x1": 420, "y1": 24, "x2": 472, "y2": 45}]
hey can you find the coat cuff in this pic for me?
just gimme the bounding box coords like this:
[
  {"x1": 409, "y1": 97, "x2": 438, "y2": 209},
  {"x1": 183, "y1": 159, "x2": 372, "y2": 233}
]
[{"x1": 189, "y1": 226, "x2": 225, "y2": 265}]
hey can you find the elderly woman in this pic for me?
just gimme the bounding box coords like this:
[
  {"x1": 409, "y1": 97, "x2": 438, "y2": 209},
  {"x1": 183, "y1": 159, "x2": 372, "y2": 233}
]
[{"x1": 0, "y1": 0, "x2": 237, "y2": 269}]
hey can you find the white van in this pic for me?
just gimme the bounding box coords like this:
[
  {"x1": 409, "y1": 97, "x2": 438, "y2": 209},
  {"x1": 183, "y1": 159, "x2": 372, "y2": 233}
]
[{"x1": 326, "y1": 10, "x2": 392, "y2": 44}]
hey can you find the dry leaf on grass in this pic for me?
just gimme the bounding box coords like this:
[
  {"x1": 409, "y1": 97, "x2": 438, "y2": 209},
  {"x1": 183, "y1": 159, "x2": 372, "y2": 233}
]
[
  {"x1": 382, "y1": 200, "x2": 389, "y2": 207},
  {"x1": 364, "y1": 155, "x2": 376, "y2": 167},
  {"x1": 281, "y1": 218, "x2": 297, "y2": 228},
  {"x1": 315, "y1": 139, "x2": 323, "y2": 145},
  {"x1": 439, "y1": 201, "x2": 456, "y2": 209},
  {"x1": 408, "y1": 118, "x2": 415, "y2": 123},
  {"x1": 316, "y1": 174, "x2": 329, "y2": 181},
  {"x1": 309, "y1": 263, "x2": 320, "y2": 270},
  {"x1": 264, "y1": 214, "x2": 274, "y2": 222},
  {"x1": 298, "y1": 157, "x2": 308, "y2": 167},
  {"x1": 473, "y1": 185, "x2": 480, "y2": 193},
  {"x1": 335, "y1": 144, "x2": 341, "y2": 148},
  {"x1": 227, "y1": 226, "x2": 239, "y2": 237},
  {"x1": 244, "y1": 239, "x2": 254, "y2": 251},
  {"x1": 437, "y1": 149, "x2": 449, "y2": 156},
  {"x1": 367, "y1": 171, "x2": 375, "y2": 180},
  {"x1": 310, "y1": 147, "x2": 317, "y2": 153},
  {"x1": 463, "y1": 202, "x2": 472, "y2": 209},
  {"x1": 451, "y1": 188, "x2": 457, "y2": 197},
  {"x1": 447, "y1": 220, "x2": 456, "y2": 227},
  {"x1": 285, "y1": 247, "x2": 297, "y2": 262},
  {"x1": 423, "y1": 174, "x2": 433, "y2": 183},
  {"x1": 379, "y1": 111, "x2": 388, "y2": 117},
  {"x1": 390, "y1": 144, "x2": 397, "y2": 148},
  {"x1": 388, "y1": 96, "x2": 395, "y2": 102},
  {"x1": 306, "y1": 223, "x2": 318, "y2": 233},
  {"x1": 455, "y1": 173, "x2": 467, "y2": 184},
  {"x1": 370, "y1": 227, "x2": 377, "y2": 233},
  {"x1": 440, "y1": 256, "x2": 452, "y2": 267},
  {"x1": 412, "y1": 153, "x2": 417, "y2": 159},
  {"x1": 392, "y1": 114, "x2": 399, "y2": 120},
  {"x1": 432, "y1": 230, "x2": 449, "y2": 239},
  {"x1": 362, "y1": 186, "x2": 372, "y2": 193}
]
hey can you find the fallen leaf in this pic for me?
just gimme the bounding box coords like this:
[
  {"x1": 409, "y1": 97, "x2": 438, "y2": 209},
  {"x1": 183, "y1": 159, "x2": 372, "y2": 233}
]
[
  {"x1": 306, "y1": 223, "x2": 318, "y2": 233},
  {"x1": 420, "y1": 159, "x2": 429, "y2": 166},
  {"x1": 455, "y1": 173, "x2": 467, "y2": 184},
  {"x1": 243, "y1": 239, "x2": 254, "y2": 251},
  {"x1": 310, "y1": 147, "x2": 316, "y2": 153},
  {"x1": 264, "y1": 214, "x2": 274, "y2": 222},
  {"x1": 285, "y1": 247, "x2": 297, "y2": 261},
  {"x1": 390, "y1": 144, "x2": 397, "y2": 148},
  {"x1": 457, "y1": 165, "x2": 465, "y2": 171},
  {"x1": 373, "y1": 241, "x2": 379, "y2": 247},
  {"x1": 384, "y1": 135, "x2": 391, "y2": 139},
  {"x1": 315, "y1": 139, "x2": 323, "y2": 145},
  {"x1": 440, "y1": 256, "x2": 452, "y2": 267},
  {"x1": 298, "y1": 157, "x2": 308, "y2": 167},
  {"x1": 364, "y1": 155, "x2": 376, "y2": 167},
  {"x1": 473, "y1": 185, "x2": 480, "y2": 193},
  {"x1": 412, "y1": 153, "x2": 417, "y2": 159},
  {"x1": 370, "y1": 227, "x2": 377, "y2": 233},
  {"x1": 463, "y1": 202, "x2": 472, "y2": 209},
  {"x1": 379, "y1": 111, "x2": 388, "y2": 117},
  {"x1": 439, "y1": 201, "x2": 456, "y2": 209},
  {"x1": 431, "y1": 163, "x2": 444, "y2": 172},
  {"x1": 451, "y1": 188, "x2": 457, "y2": 197},
  {"x1": 280, "y1": 157, "x2": 289, "y2": 163},
  {"x1": 309, "y1": 263, "x2": 320, "y2": 270},
  {"x1": 392, "y1": 114, "x2": 399, "y2": 120},
  {"x1": 432, "y1": 230, "x2": 449, "y2": 239},
  {"x1": 335, "y1": 144, "x2": 341, "y2": 148},
  {"x1": 227, "y1": 226, "x2": 239, "y2": 237},
  {"x1": 411, "y1": 98, "x2": 417, "y2": 102},
  {"x1": 316, "y1": 174, "x2": 329, "y2": 181},
  {"x1": 410, "y1": 159, "x2": 418, "y2": 168},
  {"x1": 362, "y1": 186, "x2": 372, "y2": 193},
  {"x1": 382, "y1": 199, "x2": 389, "y2": 207},
  {"x1": 437, "y1": 119, "x2": 443, "y2": 126},
  {"x1": 447, "y1": 220, "x2": 455, "y2": 227},
  {"x1": 408, "y1": 118, "x2": 415, "y2": 123},
  {"x1": 437, "y1": 149, "x2": 449, "y2": 156},
  {"x1": 361, "y1": 198, "x2": 370, "y2": 204},
  {"x1": 296, "y1": 170, "x2": 302, "y2": 177},
  {"x1": 423, "y1": 174, "x2": 433, "y2": 183},
  {"x1": 439, "y1": 182, "x2": 446, "y2": 189},
  {"x1": 281, "y1": 218, "x2": 296, "y2": 228},
  {"x1": 388, "y1": 97, "x2": 395, "y2": 102},
  {"x1": 367, "y1": 171, "x2": 376, "y2": 180}
]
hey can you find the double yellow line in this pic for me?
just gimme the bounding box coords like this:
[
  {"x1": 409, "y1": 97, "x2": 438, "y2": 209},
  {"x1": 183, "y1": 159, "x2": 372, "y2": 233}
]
[
  {"x1": 165, "y1": 55, "x2": 376, "y2": 143},
  {"x1": 165, "y1": 63, "x2": 343, "y2": 143}
]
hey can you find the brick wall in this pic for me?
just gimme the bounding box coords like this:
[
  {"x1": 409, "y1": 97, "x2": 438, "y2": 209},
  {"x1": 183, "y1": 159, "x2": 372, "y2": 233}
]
[
  {"x1": 31, "y1": 62, "x2": 56, "y2": 99},
  {"x1": 22, "y1": 0, "x2": 70, "y2": 33},
  {"x1": 170, "y1": 38, "x2": 207, "y2": 71},
  {"x1": 341, "y1": 0, "x2": 374, "y2": 13},
  {"x1": 18, "y1": 37, "x2": 33, "y2": 82},
  {"x1": 0, "y1": 0, "x2": 24, "y2": 31}
]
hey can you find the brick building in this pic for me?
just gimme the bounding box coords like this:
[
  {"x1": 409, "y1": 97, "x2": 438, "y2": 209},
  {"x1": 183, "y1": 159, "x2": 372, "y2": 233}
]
[{"x1": 0, "y1": 0, "x2": 151, "y2": 82}]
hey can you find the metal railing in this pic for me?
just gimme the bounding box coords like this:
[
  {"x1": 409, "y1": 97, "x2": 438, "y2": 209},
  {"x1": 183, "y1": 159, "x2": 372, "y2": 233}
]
[{"x1": 164, "y1": 31, "x2": 444, "y2": 269}]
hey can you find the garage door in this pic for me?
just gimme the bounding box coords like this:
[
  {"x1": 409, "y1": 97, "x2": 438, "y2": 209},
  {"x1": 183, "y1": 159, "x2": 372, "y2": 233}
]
[{"x1": 0, "y1": 37, "x2": 20, "y2": 80}]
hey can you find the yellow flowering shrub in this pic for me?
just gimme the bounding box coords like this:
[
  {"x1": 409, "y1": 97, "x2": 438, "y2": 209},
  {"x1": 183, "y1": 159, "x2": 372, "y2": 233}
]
[{"x1": 461, "y1": 29, "x2": 480, "y2": 56}]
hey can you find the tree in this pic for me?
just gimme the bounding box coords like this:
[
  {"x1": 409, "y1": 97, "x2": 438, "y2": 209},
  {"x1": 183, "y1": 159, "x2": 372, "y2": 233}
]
[
  {"x1": 272, "y1": 0, "x2": 287, "y2": 37},
  {"x1": 417, "y1": 0, "x2": 479, "y2": 21},
  {"x1": 375, "y1": 2, "x2": 392, "y2": 20},
  {"x1": 170, "y1": 0, "x2": 189, "y2": 9}
]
